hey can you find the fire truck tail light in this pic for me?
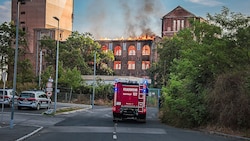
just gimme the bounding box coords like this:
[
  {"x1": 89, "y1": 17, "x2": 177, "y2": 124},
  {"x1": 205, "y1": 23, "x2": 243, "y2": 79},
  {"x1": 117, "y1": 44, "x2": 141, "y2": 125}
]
[
  {"x1": 116, "y1": 101, "x2": 121, "y2": 105},
  {"x1": 112, "y1": 106, "x2": 116, "y2": 111},
  {"x1": 143, "y1": 108, "x2": 146, "y2": 113}
]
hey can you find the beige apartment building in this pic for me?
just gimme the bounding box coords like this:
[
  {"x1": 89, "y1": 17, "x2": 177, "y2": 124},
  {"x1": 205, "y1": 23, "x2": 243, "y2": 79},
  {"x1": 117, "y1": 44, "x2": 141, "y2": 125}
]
[{"x1": 11, "y1": 0, "x2": 73, "y2": 76}]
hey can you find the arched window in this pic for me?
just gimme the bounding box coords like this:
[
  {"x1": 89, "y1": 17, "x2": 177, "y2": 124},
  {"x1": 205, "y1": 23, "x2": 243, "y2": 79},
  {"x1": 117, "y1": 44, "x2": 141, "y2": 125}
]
[
  {"x1": 114, "y1": 46, "x2": 122, "y2": 56},
  {"x1": 128, "y1": 61, "x2": 135, "y2": 70},
  {"x1": 101, "y1": 45, "x2": 108, "y2": 53},
  {"x1": 128, "y1": 45, "x2": 136, "y2": 55},
  {"x1": 114, "y1": 61, "x2": 121, "y2": 70},
  {"x1": 142, "y1": 61, "x2": 150, "y2": 70},
  {"x1": 142, "y1": 45, "x2": 150, "y2": 55}
]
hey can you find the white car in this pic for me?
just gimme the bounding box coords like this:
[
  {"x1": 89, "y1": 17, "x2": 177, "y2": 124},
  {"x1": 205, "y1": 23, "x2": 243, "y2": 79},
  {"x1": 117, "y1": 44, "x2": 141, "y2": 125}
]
[
  {"x1": 17, "y1": 90, "x2": 51, "y2": 110},
  {"x1": 0, "y1": 89, "x2": 19, "y2": 107}
]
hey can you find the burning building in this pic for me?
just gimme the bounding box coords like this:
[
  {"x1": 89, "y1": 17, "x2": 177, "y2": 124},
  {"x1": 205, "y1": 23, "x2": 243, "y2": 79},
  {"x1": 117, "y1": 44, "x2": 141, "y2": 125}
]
[{"x1": 96, "y1": 35, "x2": 161, "y2": 78}]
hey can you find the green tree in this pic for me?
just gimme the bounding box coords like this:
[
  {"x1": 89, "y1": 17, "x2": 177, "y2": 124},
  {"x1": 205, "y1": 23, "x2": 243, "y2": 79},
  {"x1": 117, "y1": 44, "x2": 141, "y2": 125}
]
[
  {"x1": 160, "y1": 7, "x2": 250, "y2": 128},
  {"x1": 59, "y1": 67, "x2": 83, "y2": 89},
  {"x1": 0, "y1": 22, "x2": 33, "y2": 86},
  {"x1": 148, "y1": 37, "x2": 181, "y2": 87},
  {"x1": 63, "y1": 31, "x2": 114, "y2": 75}
]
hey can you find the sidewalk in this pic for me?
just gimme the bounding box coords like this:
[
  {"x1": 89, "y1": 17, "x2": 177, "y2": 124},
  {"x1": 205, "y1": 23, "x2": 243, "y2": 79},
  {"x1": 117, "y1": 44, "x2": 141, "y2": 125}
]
[
  {"x1": 0, "y1": 103, "x2": 91, "y2": 141},
  {"x1": 0, "y1": 123, "x2": 43, "y2": 141}
]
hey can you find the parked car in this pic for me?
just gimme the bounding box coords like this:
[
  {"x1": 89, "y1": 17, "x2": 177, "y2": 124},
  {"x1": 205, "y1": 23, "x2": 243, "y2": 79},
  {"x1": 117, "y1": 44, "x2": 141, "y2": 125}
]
[
  {"x1": 0, "y1": 88, "x2": 19, "y2": 107},
  {"x1": 17, "y1": 90, "x2": 51, "y2": 110}
]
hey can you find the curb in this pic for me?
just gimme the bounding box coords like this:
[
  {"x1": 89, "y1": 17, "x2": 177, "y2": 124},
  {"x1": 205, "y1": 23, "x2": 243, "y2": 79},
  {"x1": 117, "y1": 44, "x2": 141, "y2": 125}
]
[
  {"x1": 56, "y1": 106, "x2": 92, "y2": 115},
  {"x1": 200, "y1": 129, "x2": 250, "y2": 141},
  {"x1": 211, "y1": 131, "x2": 250, "y2": 141},
  {"x1": 16, "y1": 126, "x2": 43, "y2": 141}
]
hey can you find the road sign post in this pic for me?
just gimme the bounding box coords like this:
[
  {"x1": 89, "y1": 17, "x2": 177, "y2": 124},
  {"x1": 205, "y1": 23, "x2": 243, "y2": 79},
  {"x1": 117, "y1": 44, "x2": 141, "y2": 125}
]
[
  {"x1": 1, "y1": 72, "x2": 7, "y2": 123},
  {"x1": 46, "y1": 77, "x2": 53, "y2": 109}
]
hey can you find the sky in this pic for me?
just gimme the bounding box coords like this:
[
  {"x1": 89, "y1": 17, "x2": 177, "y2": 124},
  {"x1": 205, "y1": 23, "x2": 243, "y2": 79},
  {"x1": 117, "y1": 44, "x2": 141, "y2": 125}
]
[{"x1": 0, "y1": 0, "x2": 250, "y2": 39}]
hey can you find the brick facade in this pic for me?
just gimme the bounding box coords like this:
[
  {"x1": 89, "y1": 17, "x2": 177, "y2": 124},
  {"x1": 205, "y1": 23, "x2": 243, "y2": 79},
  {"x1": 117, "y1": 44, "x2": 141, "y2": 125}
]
[
  {"x1": 11, "y1": 0, "x2": 73, "y2": 76},
  {"x1": 162, "y1": 6, "x2": 204, "y2": 38},
  {"x1": 96, "y1": 37, "x2": 160, "y2": 79}
]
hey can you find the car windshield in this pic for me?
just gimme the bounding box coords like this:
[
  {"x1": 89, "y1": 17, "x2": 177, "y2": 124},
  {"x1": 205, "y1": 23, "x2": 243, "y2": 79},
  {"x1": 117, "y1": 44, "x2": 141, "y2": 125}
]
[
  {"x1": 0, "y1": 90, "x2": 7, "y2": 95},
  {"x1": 20, "y1": 93, "x2": 35, "y2": 98}
]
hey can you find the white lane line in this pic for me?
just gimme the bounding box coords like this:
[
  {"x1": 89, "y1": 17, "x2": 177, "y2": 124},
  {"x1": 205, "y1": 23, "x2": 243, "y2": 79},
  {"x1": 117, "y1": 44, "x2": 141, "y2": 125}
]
[
  {"x1": 113, "y1": 134, "x2": 117, "y2": 140},
  {"x1": 16, "y1": 126, "x2": 43, "y2": 141}
]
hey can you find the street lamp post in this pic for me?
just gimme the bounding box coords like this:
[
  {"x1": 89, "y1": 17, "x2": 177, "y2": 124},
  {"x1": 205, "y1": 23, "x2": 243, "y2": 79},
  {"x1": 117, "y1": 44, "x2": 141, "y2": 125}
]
[
  {"x1": 10, "y1": 0, "x2": 21, "y2": 129},
  {"x1": 92, "y1": 52, "x2": 96, "y2": 109},
  {"x1": 53, "y1": 16, "x2": 59, "y2": 114},
  {"x1": 10, "y1": 0, "x2": 32, "y2": 129}
]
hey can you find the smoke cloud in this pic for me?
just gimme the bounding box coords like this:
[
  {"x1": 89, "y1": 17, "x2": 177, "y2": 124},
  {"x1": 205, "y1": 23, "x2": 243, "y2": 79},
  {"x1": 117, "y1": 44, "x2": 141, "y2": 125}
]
[{"x1": 85, "y1": 0, "x2": 165, "y2": 39}]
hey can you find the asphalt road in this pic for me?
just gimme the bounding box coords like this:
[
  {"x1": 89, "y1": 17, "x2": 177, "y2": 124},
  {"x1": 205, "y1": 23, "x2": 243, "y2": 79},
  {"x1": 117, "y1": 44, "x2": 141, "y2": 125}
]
[{"x1": 23, "y1": 106, "x2": 243, "y2": 141}]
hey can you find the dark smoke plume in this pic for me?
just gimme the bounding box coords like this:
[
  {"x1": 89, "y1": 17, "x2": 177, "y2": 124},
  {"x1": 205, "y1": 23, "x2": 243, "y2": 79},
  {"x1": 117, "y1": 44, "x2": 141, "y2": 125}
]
[{"x1": 86, "y1": 0, "x2": 165, "y2": 39}]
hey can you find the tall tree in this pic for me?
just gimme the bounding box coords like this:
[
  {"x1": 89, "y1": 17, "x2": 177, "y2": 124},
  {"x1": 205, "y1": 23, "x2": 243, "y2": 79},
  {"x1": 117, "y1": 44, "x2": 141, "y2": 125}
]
[
  {"x1": 63, "y1": 31, "x2": 114, "y2": 75},
  {"x1": 0, "y1": 22, "x2": 32, "y2": 84}
]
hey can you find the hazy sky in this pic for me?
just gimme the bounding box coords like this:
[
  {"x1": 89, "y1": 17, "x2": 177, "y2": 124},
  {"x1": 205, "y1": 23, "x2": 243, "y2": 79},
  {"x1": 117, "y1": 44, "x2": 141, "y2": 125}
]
[{"x1": 1, "y1": 0, "x2": 250, "y2": 39}]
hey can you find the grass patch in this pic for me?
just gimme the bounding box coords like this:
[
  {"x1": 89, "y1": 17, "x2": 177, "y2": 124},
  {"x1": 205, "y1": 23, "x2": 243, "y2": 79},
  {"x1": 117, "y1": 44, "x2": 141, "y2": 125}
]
[
  {"x1": 43, "y1": 107, "x2": 84, "y2": 116},
  {"x1": 56, "y1": 107, "x2": 83, "y2": 114}
]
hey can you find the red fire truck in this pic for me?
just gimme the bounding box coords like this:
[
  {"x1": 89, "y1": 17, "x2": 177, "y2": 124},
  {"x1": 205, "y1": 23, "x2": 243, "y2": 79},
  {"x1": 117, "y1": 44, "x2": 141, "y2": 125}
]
[{"x1": 112, "y1": 78, "x2": 148, "y2": 122}]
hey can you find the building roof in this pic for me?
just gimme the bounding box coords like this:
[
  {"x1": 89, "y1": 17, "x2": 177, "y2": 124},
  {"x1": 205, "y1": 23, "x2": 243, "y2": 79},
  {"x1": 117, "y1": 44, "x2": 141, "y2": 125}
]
[{"x1": 162, "y1": 5, "x2": 197, "y2": 19}]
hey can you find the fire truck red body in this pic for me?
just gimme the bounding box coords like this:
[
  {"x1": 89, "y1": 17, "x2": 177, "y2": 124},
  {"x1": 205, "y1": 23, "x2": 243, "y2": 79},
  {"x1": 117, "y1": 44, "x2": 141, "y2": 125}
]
[{"x1": 112, "y1": 78, "x2": 148, "y2": 122}]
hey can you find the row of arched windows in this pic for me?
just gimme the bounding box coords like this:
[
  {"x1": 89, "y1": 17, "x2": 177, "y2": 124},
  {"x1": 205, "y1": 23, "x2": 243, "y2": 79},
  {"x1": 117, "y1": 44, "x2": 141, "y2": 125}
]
[{"x1": 102, "y1": 45, "x2": 151, "y2": 56}]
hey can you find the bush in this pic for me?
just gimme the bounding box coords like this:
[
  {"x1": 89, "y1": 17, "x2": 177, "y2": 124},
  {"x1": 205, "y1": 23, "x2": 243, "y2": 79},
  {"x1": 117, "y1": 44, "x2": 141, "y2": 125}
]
[
  {"x1": 206, "y1": 71, "x2": 250, "y2": 129},
  {"x1": 160, "y1": 86, "x2": 208, "y2": 128}
]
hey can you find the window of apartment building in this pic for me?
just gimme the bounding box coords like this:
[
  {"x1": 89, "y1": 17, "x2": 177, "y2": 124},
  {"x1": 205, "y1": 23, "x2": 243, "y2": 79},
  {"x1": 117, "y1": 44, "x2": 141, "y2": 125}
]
[
  {"x1": 177, "y1": 20, "x2": 180, "y2": 31},
  {"x1": 137, "y1": 42, "x2": 141, "y2": 50},
  {"x1": 101, "y1": 45, "x2": 108, "y2": 53},
  {"x1": 21, "y1": 11, "x2": 25, "y2": 15},
  {"x1": 114, "y1": 61, "x2": 121, "y2": 70},
  {"x1": 173, "y1": 20, "x2": 176, "y2": 31},
  {"x1": 20, "y1": 21, "x2": 25, "y2": 24},
  {"x1": 114, "y1": 46, "x2": 122, "y2": 56},
  {"x1": 109, "y1": 43, "x2": 113, "y2": 50},
  {"x1": 181, "y1": 20, "x2": 184, "y2": 29},
  {"x1": 142, "y1": 45, "x2": 150, "y2": 55},
  {"x1": 142, "y1": 61, "x2": 150, "y2": 70},
  {"x1": 128, "y1": 61, "x2": 135, "y2": 70},
  {"x1": 128, "y1": 45, "x2": 136, "y2": 55},
  {"x1": 123, "y1": 42, "x2": 126, "y2": 50},
  {"x1": 173, "y1": 19, "x2": 185, "y2": 31}
]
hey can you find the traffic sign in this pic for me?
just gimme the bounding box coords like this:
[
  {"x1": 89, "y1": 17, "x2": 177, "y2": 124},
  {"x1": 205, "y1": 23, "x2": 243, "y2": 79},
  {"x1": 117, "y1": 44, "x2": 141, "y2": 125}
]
[
  {"x1": 46, "y1": 88, "x2": 53, "y2": 92},
  {"x1": 46, "y1": 91, "x2": 52, "y2": 97},
  {"x1": 46, "y1": 82, "x2": 53, "y2": 88}
]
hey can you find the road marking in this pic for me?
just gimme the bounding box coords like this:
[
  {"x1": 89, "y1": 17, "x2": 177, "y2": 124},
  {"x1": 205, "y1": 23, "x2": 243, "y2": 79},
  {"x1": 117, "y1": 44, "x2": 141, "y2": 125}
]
[
  {"x1": 44, "y1": 126, "x2": 167, "y2": 134},
  {"x1": 16, "y1": 126, "x2": 43, "y2": 141},
  {"x1": 113, "y1": 134, "x2": 117, "y2": 140}
]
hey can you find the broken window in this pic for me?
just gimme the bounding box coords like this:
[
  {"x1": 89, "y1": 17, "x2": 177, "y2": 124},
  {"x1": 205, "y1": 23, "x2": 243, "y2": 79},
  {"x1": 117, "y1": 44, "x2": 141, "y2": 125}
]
[
  {"x1": 114, "y1": 46, "x2": 122, "y2": 56},
  {"x1": 114, "y1": 61, "x2": 121, "y2": 70},
  {"x1": 128, "y1": 45, "x2": 136, "y2": 55},
  {"x1": 128, "y1": 61, "x2": 135, "y2": 70},
  {"x1": 142, "y1": 45, "x2": 150, "y2": 55},
  {"x1": 142, "y1": 61, "x2": 150, "y2": 70},
  {"x1": 101, "y1": 45, "x2": 108, "y2": 53}
]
